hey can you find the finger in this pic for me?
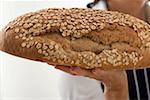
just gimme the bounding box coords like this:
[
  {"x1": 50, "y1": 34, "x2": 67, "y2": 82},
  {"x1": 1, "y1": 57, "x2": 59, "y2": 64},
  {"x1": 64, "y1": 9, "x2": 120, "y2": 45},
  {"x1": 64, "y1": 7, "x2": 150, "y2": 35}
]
[
  {"x1": 55, "y1": 65, "x2": 71, "y2": 73},
  {"x1": 55, "y1": 65, "x2": 76, "y2": 75},
  {"x1": 55, "y1": 66, "x2": 100, "y2": 80},
  {"x1": 92, "y1": 68, "x2": 108, "y2": 81},
  {"x1": 92, "y1": 68, "x2": 106, "y2": 76},
  {"x1": 47, "y1": 62, "x2": 56, "y2": 67},
  {"x1": 70, "y1": 67, "x2": 90, "y2": 76},
  {"x1": 70, "y1": 67, "x2": 99, "y2": 80}
]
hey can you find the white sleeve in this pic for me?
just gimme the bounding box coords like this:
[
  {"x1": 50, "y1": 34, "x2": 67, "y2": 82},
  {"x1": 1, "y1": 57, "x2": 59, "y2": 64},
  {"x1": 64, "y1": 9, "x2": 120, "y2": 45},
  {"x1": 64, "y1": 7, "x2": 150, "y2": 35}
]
[
  {"x1": 58, "y1": 71, "x2": 104, "y2": 100},
  {"x1": 93, "y1": 0, "x2": 107, "y2": 10}
]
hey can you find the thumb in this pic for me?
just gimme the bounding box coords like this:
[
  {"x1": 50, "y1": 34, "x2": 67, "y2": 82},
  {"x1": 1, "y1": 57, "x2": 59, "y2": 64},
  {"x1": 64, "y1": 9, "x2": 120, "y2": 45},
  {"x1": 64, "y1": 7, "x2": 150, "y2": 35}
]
[{"x1": 92, "y1": 68, "x2": 108, "y2": 81}]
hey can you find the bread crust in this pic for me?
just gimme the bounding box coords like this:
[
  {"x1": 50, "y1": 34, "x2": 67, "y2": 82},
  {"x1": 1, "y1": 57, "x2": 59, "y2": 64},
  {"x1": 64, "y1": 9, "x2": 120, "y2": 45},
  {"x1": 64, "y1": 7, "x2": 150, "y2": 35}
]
[{"x1": 0, "y1": 8, "x2": 150, "y2": 70}]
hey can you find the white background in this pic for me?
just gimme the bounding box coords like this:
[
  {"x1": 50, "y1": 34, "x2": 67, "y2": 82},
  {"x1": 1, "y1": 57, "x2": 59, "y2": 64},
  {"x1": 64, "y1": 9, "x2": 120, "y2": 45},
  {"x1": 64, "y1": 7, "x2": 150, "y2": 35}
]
[{"x1": 0, "y1": 0, "x2": 106, "y2": 100}]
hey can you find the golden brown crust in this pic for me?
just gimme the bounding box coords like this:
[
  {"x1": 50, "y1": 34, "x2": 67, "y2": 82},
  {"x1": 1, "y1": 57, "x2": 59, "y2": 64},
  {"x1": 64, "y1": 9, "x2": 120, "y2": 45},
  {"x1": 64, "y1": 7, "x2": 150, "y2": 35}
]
[{"x1": 0, "y1": 8, "x2": 150, "y2": 70}]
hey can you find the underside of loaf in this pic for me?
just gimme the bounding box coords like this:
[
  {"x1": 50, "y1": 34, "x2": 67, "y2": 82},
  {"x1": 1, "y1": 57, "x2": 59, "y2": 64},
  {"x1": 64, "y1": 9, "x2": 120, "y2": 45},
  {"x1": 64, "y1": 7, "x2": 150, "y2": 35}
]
[{"x1": 1, "y1": 8, "x2": 150, "y2": 70}]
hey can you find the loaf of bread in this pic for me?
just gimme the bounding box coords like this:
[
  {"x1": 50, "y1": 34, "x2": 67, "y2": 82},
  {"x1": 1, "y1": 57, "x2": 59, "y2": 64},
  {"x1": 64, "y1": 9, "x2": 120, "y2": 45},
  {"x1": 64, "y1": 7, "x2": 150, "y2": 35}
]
[{"x1": 0, "y1": 8, "x2": 150, "y2": 70}]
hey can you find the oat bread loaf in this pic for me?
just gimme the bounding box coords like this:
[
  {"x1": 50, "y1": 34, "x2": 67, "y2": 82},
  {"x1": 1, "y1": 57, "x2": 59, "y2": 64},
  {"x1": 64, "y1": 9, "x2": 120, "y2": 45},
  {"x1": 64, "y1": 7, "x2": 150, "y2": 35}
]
[{"x1": 0, "y1": 8, "x2": 150, "y2": 70}]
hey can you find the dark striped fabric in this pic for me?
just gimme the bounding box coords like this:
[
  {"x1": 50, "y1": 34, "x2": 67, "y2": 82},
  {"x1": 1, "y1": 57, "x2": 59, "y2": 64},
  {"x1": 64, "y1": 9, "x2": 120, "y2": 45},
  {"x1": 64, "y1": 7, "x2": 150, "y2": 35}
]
[
  {"x1": 101, "y1": 69, "x2": 150, "y2": 100},
  {"x1": 127, "y1": 69, "x2": 150, "y2": 100}
]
